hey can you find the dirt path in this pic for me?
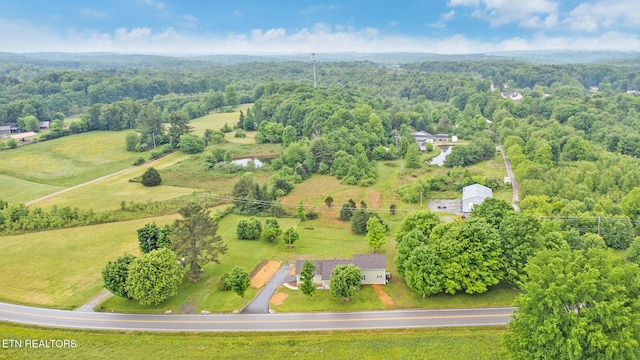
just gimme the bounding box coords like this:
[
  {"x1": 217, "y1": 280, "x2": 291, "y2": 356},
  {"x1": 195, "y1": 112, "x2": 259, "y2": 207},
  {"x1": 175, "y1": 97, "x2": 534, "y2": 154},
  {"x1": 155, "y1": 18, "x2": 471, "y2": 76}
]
[
  {"x1": 250, "y1": 260, "x2": 282, "y2": 289},
  {"x1": 74, "y1": 289, "x2": 113, "y2": 312},
  {"x1": 372, "y1": 284, "x2": 394, "y2": 305}
]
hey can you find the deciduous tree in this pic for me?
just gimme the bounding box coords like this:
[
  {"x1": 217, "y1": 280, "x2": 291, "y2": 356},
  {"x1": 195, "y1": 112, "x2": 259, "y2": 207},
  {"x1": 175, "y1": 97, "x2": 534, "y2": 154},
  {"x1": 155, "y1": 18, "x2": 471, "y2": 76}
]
[
  {"x1": 261, "y1": 217, "x2": 282, "y2": 243},
  {"x1": 506, "y1": 249, "x2": 640, "y2": 360},
  {"x1": 102, "y1": 254, "x2": 136, "y2": 299},
  {"x1": 429, "y1": 218, "x2": 503, "y2": 294},
  {"x1": 227, "y1": 266, "x2": 250, "y2": 300},
  {"x1": 403, "y1": 246, "x2": 443, "y2": 297},
  {"x1": 299, "y1": 260, "x2": 317, "y2": 300},
  {"x1": 365, "y1": 216, "x2": 386, "y2": 253},
  {"x1": 282, "y1": 227, "x2": 299, "y2": 250},
  {"x1": 330, "y1": 264, "x2": 362, "y2": 301},
  {"x1": 125, "y1": 248, "x2": 183, "y2": 306}
]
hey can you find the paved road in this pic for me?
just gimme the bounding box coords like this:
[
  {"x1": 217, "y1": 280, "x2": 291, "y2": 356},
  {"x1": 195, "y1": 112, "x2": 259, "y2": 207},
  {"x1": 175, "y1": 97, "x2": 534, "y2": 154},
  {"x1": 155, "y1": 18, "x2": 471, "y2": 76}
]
[
  {"x1": 497, "y1": 145, "x2": 520, "y2": 212},
  {"x1": 0, "y1": 302, "x2": 514, "y2": 332},
  {"x1": 241, "y1": 262, "x2": 294, "y2": 314}
]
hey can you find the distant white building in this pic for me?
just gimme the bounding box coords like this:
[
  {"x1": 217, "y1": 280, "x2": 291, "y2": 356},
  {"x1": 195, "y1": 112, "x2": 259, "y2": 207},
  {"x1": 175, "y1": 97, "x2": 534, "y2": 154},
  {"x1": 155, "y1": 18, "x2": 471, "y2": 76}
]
[
  {"x1": 501, "y1": 91, "x2": 523, "y2": 101},
  {"x1": 412, "y1": 131, "x2": 435, "y2": 151},
  {"x1": 462, "y1": 184, "x2": 493, "y2": 213}
]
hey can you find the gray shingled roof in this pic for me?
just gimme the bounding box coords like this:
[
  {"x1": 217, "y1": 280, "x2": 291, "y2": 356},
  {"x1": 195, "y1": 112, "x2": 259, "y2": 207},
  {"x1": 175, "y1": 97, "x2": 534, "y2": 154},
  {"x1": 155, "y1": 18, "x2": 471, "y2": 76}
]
[{"x1": 295, "y1": 254, "x2": 387, "y2": 281}]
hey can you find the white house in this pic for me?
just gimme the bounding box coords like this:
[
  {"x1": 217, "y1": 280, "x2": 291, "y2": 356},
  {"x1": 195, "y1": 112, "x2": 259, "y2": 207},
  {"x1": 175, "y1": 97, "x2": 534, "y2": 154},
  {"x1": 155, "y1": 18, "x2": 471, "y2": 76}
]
[
  {"x1": 295, "y1": 254, "x2": 388, "y2": 288},
  {"x1": 501, "y1": 91, "x2": 523, "y2": 101},
  {"x1": 412, "y1": 131, "x2": 435, "y2": 151},
  {"x1": 462, "y1": 183, "x2": 493, "y2": 213}
]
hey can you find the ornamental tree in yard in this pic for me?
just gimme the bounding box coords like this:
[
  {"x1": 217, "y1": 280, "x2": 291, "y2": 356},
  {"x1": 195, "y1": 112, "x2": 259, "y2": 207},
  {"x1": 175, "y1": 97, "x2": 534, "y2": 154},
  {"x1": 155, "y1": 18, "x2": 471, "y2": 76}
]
[
  {"x1": 299, "y1": 260, "x2": 317, "y2": 300},
  {"x1": 505, "y1": 249, "x2": 640, "y2": 360},
  {"x1": 330, "y1": 264, "x2": 362, "y2": 301},
  {"x1": 365, "y1": 216, "x2": 386, "y2": 253},
  {"x1": 261, "y1": 217, "x2": 282, "y2": 243},
  {"x1": 125, "y1": 248, "x2": 183, "y2": 306},
  {"x1": 227, "y1": 266, "x2": 250, "y2": 300},
  {"x1": 282, "y1": 227, "x2": 299, "y2": 250}
]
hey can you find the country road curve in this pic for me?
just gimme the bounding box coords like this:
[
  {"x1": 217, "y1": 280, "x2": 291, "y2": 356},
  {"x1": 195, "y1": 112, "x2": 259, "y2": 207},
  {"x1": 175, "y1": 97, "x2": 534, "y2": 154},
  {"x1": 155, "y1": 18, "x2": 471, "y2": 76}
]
[{"x1": 0, "y1": 302, "x2": 514, "y2": 332}]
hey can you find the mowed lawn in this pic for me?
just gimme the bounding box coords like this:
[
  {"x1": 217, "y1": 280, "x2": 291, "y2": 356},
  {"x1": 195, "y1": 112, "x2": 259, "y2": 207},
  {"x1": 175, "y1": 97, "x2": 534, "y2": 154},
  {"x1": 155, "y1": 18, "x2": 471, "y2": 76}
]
[
  {"x1": 0, "y1": 323, "x2": 508, "y2": 360},
  {"x1": 99, "y1": 212, "x2": 372, "y2": 313},
  {"x1": 0, "y1": 174, "x2": 64, "y2": 204},
  {"x1": 0, "y1": 214, "x2": 180, "y2": 309},
  {"x1": 33, "y1": 151, "x2": 197, "y2": 211}
]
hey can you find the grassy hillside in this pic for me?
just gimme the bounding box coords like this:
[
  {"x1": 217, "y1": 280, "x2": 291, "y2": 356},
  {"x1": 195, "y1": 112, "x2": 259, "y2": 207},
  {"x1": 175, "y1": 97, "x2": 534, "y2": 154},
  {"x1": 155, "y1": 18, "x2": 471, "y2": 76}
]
[
  {"x1": 0, "y1": 131, "x2": 150, "y2": 187},
  {"x1": 0, "y1": 174, "x2": 64, "y2": 204},
  {"x1": 0, "y1": 214, "x2": 180, "y2": 309}
]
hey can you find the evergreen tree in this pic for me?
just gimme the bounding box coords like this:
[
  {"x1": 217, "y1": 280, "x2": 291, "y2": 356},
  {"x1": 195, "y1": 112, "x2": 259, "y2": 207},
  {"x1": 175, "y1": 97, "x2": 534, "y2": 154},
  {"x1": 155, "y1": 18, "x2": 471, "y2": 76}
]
[
  {"x1": 169, "y1": 203, "x2": 228, "y2": 282},
  {"x1": 141, "y1": 167, "x2": 162, "y2": 186}
]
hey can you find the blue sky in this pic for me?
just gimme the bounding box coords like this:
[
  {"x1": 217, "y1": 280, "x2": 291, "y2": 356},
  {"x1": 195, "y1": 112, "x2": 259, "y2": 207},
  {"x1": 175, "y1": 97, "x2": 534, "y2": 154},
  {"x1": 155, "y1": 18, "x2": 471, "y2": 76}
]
[{"x1": 1, "y1": 0, "x2": 639, "y2": 54}]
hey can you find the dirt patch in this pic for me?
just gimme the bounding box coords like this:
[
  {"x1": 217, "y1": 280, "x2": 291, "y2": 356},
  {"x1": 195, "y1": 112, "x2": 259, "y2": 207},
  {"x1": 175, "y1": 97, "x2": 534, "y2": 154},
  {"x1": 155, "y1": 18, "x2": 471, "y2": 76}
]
[
  {"x1": 250, "y1": 260, "x2": 282, "y2": 289},
  {"x1": 180, "y1": 301, "x2": 196, "y2": 314},
  {"x1": 372, "y1": 284, "x2": 394, "y2": 305},
  {"x1": 270, "y1": 292, "x2": 288, "y2": 306}
]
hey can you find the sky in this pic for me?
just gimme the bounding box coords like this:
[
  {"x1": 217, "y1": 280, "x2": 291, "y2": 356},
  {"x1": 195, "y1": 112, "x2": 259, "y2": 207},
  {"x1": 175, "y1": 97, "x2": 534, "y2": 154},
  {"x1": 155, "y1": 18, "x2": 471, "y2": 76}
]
[{"x1": 1, "y1": 0, "x2": 639, "y2": 55}]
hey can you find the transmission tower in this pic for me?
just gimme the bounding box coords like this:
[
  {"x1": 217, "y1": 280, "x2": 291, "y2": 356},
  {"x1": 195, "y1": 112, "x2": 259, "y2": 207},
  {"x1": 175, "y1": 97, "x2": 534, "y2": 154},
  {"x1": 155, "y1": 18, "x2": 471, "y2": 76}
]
[{"x1": 311, "y1": 53, "x2": 317, "y2": 89}]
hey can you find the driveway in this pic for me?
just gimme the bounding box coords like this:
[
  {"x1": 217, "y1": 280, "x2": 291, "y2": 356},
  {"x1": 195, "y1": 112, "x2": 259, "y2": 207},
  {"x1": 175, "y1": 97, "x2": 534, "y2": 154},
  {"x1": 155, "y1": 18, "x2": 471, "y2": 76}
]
[{"x1": 241, "y1": 262, "x2": 295, "y2": 314}]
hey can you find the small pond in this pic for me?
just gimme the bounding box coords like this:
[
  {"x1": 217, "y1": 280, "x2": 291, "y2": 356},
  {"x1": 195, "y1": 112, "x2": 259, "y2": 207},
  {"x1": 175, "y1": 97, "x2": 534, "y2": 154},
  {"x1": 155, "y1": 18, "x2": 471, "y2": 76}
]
[
  {"x1": 231, "y1": 158, "x2": 264, "y2": 168},
  {"x1": 429, "y1": 146, "x2": 452, "y2": 166}
]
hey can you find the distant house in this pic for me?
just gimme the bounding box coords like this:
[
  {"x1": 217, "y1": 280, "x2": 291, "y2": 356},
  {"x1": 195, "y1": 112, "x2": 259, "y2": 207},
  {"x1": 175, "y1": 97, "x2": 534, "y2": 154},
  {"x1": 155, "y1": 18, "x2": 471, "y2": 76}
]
[
  {"x1": 10, "y1": 131, "x2": 38, "y2": 142},
  {"x1": 462, "y1": 183, "x2": 493, "y2": 213},
  {"x1": 295, "y1": 254, "x2": 388, "y2": 288},
  {"x1": 435, "y1": 134, "x2": 449, "y2": 143},
  {"x1": 0, "y1": 126, "x2": 10, "y2": 135},
  {"x1": 501, "y1": 92, "x2": 523, "y2": 101},
  {"x1": 412, "y1": 131, "x2": 435, "y2": 151},
  {"x1": 39, "y1": 121, "x2": 50, "y2": 130}
]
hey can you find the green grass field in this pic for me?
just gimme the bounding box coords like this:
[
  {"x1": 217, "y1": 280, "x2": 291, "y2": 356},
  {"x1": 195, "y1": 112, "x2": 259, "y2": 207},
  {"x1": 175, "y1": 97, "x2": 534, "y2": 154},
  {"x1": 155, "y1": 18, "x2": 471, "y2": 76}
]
[
  {"x1": 0, "y1": 131, "x2": 151, "y2": 188},
  {"x1": 0, "y1": 323, "x2": 508, "y2": 360},
  {"x1": 0, "y1": 214, "x2": 181, "y2": 309},
  {"x1": 0, "y1": 174, "x2": 64, "y2": 204},
  {"x1": 32, "y1": 151, "x2": 196, "y2": 211},
  {"x1": 99, "y1": 213, "x2": 374, "y2": 313},
  {"x1": 189, "y1": 104, "x2": 252, "y2": 137}
]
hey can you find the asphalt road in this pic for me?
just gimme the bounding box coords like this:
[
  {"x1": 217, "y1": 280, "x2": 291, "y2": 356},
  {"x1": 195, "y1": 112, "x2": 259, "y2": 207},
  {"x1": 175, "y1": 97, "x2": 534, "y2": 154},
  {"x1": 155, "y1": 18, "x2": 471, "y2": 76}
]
[{"x1": 0, "y1": 302, "x2": 514, "y2": 332}]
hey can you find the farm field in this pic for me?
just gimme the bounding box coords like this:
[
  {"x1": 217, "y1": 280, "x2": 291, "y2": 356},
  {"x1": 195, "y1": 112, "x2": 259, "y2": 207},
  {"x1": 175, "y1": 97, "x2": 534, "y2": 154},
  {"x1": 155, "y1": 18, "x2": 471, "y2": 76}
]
[
  {"x1": 0, "y1": 174, "x2": 64, "y2": 204},
  {"x1": 189, "y1": 104, "x2": 252, "y2": 137},
  {"x1": 32, "y1": 151, "x2": 196, "y2": 211},
  {"x1": 0, "y1": 131, "x2": 152, "y2": 188},
  {"x1": 0, "y1": 323, "x2": 508, "y2": 360},
  {"x1": 0, "y1": 214, "x2": 181, "y2": 309}
]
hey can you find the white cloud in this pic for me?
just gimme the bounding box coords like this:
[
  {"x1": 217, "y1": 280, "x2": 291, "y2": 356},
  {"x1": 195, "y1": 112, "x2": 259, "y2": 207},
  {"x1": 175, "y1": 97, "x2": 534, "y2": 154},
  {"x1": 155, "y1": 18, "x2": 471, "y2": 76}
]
[
  {"x1": 1, "y1": 17, "x2": 640, "y2": 55},
  {"x1": 138, "y1": 0, "x2": 165, "y2": 11},
  {"x1": 565, "y1": 0, "x2": 640, "y2": 32},
  {"x1": 448, "y1": 0, "x2": 479, "y2": 6},
  {"x1": 441, "y1": 10, "x2": 456, "y2": 22},
  {"x1": 79, "y1": 8, "x2": 109, "y2": 20},
  {"x1": 450, "y1": 0, "x2": 559, "y2": 28}
]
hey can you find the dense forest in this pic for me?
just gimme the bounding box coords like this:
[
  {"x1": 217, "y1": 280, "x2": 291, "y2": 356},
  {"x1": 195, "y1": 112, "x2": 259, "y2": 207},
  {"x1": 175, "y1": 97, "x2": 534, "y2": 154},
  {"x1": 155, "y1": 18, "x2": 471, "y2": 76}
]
[{"x1": 1, "y1": 52, "x2": 640, "y2": 248}]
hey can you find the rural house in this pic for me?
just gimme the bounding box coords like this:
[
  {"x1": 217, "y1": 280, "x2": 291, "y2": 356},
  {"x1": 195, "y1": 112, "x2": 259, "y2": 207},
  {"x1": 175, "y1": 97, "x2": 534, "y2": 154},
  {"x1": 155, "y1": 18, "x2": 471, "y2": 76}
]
[
  {"x1": 412, "y1": 131, "x2": 435, "y2": 151},
  {"x1": 501, "y1": 91, "x2": 523, "y2": 100},
  {"x1": 462, "y1": 183, "x2": 493, "y2": 213},
  {"x1": 295, "y1": 254, "x2": 388, "y2": 288}
]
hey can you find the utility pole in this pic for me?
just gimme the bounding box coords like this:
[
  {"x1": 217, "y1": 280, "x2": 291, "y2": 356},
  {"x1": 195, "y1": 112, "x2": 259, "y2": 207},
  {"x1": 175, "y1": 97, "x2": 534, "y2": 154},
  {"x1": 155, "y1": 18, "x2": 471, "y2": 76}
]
[{"x1": 311, "y1": 53, "x2": 317, "y2": 89}]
